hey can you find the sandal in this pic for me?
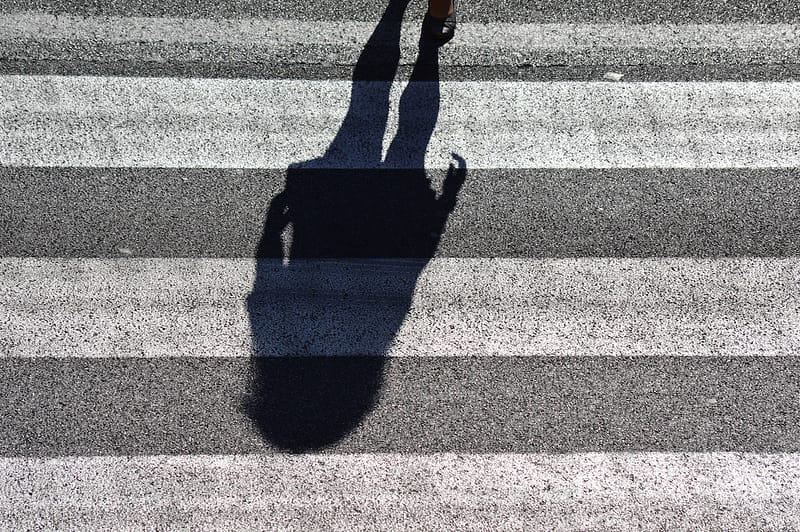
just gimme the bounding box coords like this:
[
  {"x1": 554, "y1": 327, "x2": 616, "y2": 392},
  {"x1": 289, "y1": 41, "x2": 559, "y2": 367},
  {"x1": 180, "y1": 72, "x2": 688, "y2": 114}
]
[{"x1": 426, "y1": 0, "x2": 456, "y2": 42}]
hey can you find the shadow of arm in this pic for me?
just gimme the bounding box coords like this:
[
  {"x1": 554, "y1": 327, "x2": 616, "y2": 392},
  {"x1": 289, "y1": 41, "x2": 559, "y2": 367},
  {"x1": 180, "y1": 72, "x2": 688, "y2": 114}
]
[
  {"x1": 438, "y1": 153, "x2": 467, "y2": 213},
  {"x1": 255, "y1": 190, "x2": 292, "y2": 258}
]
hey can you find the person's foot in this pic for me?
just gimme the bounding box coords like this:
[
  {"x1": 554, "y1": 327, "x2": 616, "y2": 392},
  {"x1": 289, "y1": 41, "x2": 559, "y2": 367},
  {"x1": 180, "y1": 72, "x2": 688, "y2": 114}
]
[{"x1": 426, "y1": 0, "x2": 456, "y2": 42}]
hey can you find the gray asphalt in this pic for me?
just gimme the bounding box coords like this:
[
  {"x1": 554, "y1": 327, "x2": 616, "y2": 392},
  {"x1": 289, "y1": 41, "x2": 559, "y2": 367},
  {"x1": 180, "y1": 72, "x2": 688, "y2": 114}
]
[
  {"x1": 2, "y1": 356, "x2": 799, "y2": 456},
  {"x1": 3, "y1": 61, "x2": 800, "y2": 81},
  {"x1": 4, "y1": 0, "x2": 799, "y2": 22},
  {"x1": 2, "y1": 168, "x2": 798, "y2": 257},
  {"x1": 2, "y1": 14, "x2": 798, "y2": 80}
]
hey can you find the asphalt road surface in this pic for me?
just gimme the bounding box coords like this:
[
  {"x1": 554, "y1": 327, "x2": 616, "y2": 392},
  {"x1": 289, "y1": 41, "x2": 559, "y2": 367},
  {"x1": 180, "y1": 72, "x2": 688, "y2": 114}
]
[{"x1": 1, "y1": 0, "x2": 799, "y2": 529}]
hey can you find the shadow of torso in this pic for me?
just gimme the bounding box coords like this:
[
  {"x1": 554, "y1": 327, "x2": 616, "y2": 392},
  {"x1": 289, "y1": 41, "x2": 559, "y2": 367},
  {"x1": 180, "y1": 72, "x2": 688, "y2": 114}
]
[{"x1": 245, "y1": 168, "x2": 457, "y2": 450}]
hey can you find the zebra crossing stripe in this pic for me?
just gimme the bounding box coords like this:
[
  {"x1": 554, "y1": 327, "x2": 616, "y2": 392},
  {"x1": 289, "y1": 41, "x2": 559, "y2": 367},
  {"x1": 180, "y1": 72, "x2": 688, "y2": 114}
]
[
  {"x1": 1, "y1": 258, "x2": 798, "y2": 358},
  {"x1": 2, "y1": 76, "x2": 798, "y2": 169},
  {"x1": 1, "y1": 453, "x2": 798, "y2": 529}
]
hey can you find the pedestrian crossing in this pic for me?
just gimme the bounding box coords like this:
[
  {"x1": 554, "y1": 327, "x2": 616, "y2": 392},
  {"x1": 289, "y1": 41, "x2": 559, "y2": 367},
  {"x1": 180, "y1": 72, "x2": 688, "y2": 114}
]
[{"x1": 2, "y1": 0, "x2": 800, "y2": 528}]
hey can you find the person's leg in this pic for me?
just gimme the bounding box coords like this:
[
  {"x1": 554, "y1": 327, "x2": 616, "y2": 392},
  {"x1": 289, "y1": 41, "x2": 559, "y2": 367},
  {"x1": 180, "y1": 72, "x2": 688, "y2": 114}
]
[
  {"x1": 426, "y1": 0, "x2": 456, "y2": 41},
  {"x1": 428, "y1": 0, "x2": 454, "y2": 18}
]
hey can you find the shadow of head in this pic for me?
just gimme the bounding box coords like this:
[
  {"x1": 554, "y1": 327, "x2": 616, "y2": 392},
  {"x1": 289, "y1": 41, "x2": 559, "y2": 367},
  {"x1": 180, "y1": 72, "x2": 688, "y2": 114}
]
[
  {"x1": 244, "y1": 357, "x2": 386, "y2": 451},
  {"x1": 243, "y1": 257, "x2": 412, "y2": 451},
  {"x1": 243, "y1": 0, "x2": 466, "y2": 452}
]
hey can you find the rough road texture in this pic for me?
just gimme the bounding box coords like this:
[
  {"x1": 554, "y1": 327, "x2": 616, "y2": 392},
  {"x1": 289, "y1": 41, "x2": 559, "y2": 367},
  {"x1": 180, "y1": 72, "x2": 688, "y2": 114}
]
[{"x1": 1, "y1": 0, "x2": 799, "y2": 529}]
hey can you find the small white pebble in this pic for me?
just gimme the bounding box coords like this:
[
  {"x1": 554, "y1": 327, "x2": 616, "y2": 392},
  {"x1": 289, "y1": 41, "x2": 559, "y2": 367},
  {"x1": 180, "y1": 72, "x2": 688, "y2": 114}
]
[
  {"x1": 603, "y1": 72, "x2": 624, "y2": 81},
  {"x1": 117, "y1": 247, "x2": 133, "y2": 256}
]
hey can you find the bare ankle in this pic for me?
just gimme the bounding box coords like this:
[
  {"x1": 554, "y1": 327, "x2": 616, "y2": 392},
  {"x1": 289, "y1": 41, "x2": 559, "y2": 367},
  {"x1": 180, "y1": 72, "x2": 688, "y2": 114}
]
[{"x1": 428, "y1": 0, "x2": 454, "y2": 18}]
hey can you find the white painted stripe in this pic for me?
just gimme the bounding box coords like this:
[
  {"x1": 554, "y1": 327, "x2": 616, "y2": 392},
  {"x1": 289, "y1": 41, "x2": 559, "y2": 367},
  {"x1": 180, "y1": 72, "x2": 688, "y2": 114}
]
[
  {"x1": 1, "y1": 258, "x2": 797, "y2": 358},
  {"x1": 2, "y1": 13, "x2": 797, "y2": 51},
  {"x1": 2, "y1": 76, "x2": 798, "y2": 169},
  {"x1": 1, "y1": 453, "x2": 798, "y2": 529}
]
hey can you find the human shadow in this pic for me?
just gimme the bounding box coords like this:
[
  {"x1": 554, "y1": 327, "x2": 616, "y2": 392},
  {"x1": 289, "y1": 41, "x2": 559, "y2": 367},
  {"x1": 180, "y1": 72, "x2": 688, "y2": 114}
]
[{"x1": 244, "y1": 0, "x2": 466, "y2": 452}]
